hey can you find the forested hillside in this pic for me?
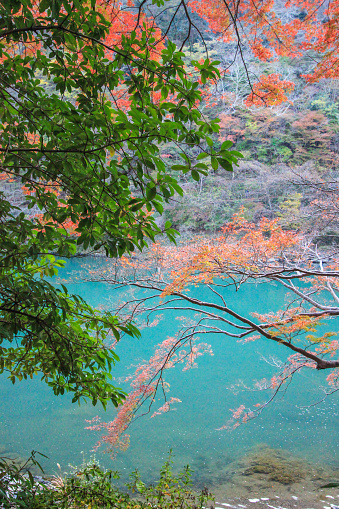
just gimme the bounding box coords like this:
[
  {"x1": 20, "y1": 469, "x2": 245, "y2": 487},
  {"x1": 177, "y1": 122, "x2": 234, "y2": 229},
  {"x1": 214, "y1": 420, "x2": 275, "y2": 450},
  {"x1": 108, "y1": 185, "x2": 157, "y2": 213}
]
[
  {"x1": 1, "y1": 0, "x2": 338, "y2": 241},
  {"x1": 150, "y1": 33, "x2": 339, "y2": 238}
]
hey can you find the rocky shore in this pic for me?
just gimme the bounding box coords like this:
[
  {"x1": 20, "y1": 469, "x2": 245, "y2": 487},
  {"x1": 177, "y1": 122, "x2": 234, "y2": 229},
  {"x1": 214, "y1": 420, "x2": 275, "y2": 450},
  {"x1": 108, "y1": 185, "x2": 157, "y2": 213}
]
[{"x1": 198, "y1": 446, "x2": 339, "y2": 509}]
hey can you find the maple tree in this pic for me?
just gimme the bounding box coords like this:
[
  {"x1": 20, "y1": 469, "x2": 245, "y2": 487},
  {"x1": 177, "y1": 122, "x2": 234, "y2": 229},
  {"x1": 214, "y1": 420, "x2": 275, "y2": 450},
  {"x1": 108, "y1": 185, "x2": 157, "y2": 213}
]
[
  {"x1": 87, "y1": 208, "x2": 339, "y2": 455},
  {"x1": 176, "y1": 0, "x2": 339, "y2": 106},
  {"x1": 0, "y1": 0, "x2": 241, "y2": 406}
]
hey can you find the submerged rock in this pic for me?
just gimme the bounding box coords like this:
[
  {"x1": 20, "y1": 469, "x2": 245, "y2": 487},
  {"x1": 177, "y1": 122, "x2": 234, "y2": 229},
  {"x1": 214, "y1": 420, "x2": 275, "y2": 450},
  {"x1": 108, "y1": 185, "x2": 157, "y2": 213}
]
[
  {"x1": 242, "y1": 447, "x2": 305, "y2": 484},
  {"x1": 210, "y1": 444, "x2": 339, "y2": 503}
]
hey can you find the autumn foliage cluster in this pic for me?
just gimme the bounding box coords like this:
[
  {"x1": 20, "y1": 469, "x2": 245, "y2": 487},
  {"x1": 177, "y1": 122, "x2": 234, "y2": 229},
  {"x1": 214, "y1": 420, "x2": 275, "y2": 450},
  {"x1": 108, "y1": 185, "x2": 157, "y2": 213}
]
[
  {"x1": 84, "y1": 206, "x2": 339, "y2": 454},
  {"x1": 190, "y1": 0, "x2": 339, "y2": 103}
]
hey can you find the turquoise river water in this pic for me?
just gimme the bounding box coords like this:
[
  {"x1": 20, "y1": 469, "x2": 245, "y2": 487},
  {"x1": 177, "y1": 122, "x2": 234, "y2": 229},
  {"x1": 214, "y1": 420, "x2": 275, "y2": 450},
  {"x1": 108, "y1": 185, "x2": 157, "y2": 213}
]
[{"x1": 1, "y1": 256, "x2": 338, "y2": 499}]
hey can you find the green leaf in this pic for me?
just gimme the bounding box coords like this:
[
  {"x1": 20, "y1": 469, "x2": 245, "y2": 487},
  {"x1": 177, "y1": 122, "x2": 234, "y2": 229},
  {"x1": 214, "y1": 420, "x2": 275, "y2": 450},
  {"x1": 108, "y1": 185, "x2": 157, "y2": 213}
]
[
  {"x1": 221, "y1": 140, "x2": 233, "y2": 150},
  {"x1": 217, "y1": 158, "x2": 233, "y2": 171},
  {"x1": 146, "y1": 185, "x2": 157, "y2": 201},
  {"x1": 211, "y1": 157, "x2": 218, "y2": 171},
  {"x1": 171, "y1": 164, "x2": 188, "y2": 171},
  {"x1": 191, "y1": 170, "x2": 200, "y2": 181},
  {"x1": 197, "y1": 152, "x2": 209, "y2": 160}
]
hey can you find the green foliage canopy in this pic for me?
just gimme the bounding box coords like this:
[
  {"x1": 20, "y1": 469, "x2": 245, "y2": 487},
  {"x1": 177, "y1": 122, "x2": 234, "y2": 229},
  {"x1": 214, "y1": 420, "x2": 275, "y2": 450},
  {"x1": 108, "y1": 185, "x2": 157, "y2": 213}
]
[{"x1": 0, "y1": 0, "x2": 239, "y2": 406}]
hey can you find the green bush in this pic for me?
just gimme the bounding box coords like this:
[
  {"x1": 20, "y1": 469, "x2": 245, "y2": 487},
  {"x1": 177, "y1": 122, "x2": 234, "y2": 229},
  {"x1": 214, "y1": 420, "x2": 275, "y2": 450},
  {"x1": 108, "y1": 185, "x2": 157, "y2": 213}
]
[{"x1": 0, "y1": 452, "x2": 214, "y2": 509}]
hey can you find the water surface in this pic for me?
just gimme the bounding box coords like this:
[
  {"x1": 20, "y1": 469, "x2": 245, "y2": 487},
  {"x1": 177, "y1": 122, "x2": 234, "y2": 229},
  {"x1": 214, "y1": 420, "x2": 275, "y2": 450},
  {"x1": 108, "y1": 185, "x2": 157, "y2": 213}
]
[{"x1": 1, "y1": 256, "x2": 338, "y2": 497}]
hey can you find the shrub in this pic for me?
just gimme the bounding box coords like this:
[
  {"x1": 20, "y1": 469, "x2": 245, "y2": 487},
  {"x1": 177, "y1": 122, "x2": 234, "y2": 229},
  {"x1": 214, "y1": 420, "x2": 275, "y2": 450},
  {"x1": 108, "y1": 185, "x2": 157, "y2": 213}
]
[{"x1": 0, "y1": 452, "x2": 214, "y2": 509}]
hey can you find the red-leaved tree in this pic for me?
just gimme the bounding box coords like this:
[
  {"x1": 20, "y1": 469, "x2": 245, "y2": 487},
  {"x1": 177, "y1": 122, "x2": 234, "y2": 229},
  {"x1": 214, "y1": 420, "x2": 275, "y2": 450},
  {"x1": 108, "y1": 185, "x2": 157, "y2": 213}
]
[{"x1": 86, "y1": 207, "x2": 339, "y2": 455}]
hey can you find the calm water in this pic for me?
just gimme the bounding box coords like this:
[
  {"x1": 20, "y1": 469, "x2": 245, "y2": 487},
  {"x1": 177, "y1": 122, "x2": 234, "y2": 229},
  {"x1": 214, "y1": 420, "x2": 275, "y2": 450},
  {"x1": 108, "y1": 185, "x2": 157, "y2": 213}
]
[{"x1": 1, "y1": 256, "x2": 338, "y2": 493}]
